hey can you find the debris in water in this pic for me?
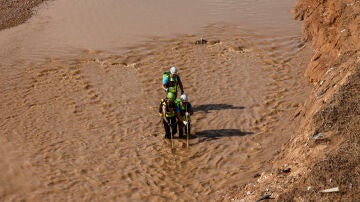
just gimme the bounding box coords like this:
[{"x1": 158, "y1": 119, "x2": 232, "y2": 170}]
[
  {"x1": 256, "y1": 194, "x2": 271, "y2": 202},
  {"x1": 319, "y1": 187, "x2": 340, "y2": 193},
  {"x1": 279, "y1": 167, "x2": 291, "y2": 173},
  {"x1": 253, "y1": 173, "x2": 261, "y2": 178},
  {"x1": 312, "y1": 133, "x2": 324, "y2": 140},
  {"x1": 194, "y1": 38, "x2": 207, "y2": 45}
]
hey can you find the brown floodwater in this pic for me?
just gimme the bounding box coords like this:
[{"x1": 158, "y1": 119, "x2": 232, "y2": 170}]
[
  {"x1": 0, "y1": 0, "x2": 311, "y2": 201},
  {"x1": 0, "y1": 0, "x2": 301, "y2": 62}
]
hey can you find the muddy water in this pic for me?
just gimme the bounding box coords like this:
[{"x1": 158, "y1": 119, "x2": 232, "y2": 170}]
[
  {"x1": 0, "y1": 0, "x2": 301, "y2": 62},
  {"x1": 0, "y1": 0, "x2": 311, "y2": 201}
]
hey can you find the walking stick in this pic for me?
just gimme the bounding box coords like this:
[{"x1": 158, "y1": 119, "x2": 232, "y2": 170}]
[
  {"x1": 186, "y1": 120, "x2": 189, "y2": 148},
  {"x1": 185, "y1": 105, "x2": 189, "y2": 149}
]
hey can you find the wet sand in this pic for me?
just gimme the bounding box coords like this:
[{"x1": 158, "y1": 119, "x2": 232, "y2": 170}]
[
  {"x1": 0, "y1": 1, "x2": 313, "y2": 201},
  {"x1": 0, "y1": 0, "x2": 47, "y2": 30}
]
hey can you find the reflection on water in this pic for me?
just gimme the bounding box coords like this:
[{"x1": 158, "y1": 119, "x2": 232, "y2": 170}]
[{"x1": 0, "y1": 0, "x2": 301, "y2": 62}]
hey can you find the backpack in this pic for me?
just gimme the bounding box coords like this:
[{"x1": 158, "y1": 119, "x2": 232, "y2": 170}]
[
  {"x1": 176, "y1": 100, "x2": 190, "y2": 116},
  {"x1": 162, "y1": 71, "x2": 171, "y2": 80},
  {"x1": 158, "y1": 98, "x2": 166, "y2": 114},
  {"x1": 162, "y1": 71, "x2": 180, "y2": 87},
  {"x1": 158, "y1": 98, "x2": 175, "y2": 116}
]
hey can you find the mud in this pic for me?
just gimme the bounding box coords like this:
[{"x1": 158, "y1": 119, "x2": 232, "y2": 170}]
[
  {"x1": 0, "y1": 32, "x2": 313, "y2": 201},
  {"x1": 3, "y1": 0, "x2": 355, "y2": 201}
]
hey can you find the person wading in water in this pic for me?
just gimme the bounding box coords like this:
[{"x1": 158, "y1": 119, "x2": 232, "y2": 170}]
[
  {"x1": 162, "y1": 66, "x2": 184, "y2": 98},
  {"x1": 160, "y1": 92, "x2": 179, "y2": 139}
]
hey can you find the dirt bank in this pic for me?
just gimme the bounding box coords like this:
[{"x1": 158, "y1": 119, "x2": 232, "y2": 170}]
[{"x1": 224, "y1": 0, "x2": 359, "y2": 201}]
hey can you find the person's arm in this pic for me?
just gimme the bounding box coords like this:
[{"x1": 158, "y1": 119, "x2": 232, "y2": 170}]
[
  {"x1": 162, "y1": 105, "x2": 168, "y2": 124},
  {"x1": 178, "y1": 76, "x2": 184, "y2": 94},
  {"x1": 189, "y1": 108, "x2": 194, "y2": 115},
  {"x1": 189, "y1": 103, "x2": 194, "y2": 115},
  {"x1": 176, "y1": 106, "x2": 185, "y2": 123},
  {"x1": 177, "y1": 111, "x2": 183, "y2": 122},
  {"x1": 162, "y1": 77, "x2": 169, "y2": 93},
  {"x1": 185, "y1": 103, "x2": 193, "y2": 116},
  {"x1": 162, "y1": 84, "x2": 167, "y2": 93},
  {"x1": 176, "y1": 106, "x2": 184, "y2": 122}
]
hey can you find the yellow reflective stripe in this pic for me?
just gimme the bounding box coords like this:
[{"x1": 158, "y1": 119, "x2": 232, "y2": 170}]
[
  {"x1": 163, "y1": 103, "x2": 176, "y2": 117},
  {"x1": 169, "y1": 87, "x2": 177, "y2": 93},
  {"x1": 166, "y1": 111, "x2": 176, "y2": 117},
  {"x1": 168, "y1": 77, "x2": 178, "y2": 92}
]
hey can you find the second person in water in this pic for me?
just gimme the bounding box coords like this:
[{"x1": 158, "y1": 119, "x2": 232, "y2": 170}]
[
  {"x1": 162, "y1": 66, "x2": 184, "y2": 98},
  {"x1": 175, "y1": 94, "x2": 193, "y2": 138},
  {"x1": 161, "y1": 91, "x2": 194, "y2": 139}
]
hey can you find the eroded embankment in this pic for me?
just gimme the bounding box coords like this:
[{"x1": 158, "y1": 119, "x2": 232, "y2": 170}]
[{"x1": 224, "y1": 0, "x2": 359, "y2": 201}]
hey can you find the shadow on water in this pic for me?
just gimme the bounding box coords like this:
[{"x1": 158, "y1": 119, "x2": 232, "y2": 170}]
[
  {"x1": 193, "y1": 104, "x2": 245, "y2": 113},
  {"x1": 194, "y1": 129, "x2": 253, "y2": 143}
]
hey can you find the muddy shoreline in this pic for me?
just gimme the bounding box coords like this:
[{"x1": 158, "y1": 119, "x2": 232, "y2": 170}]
[{"x1": 225, "y1": 0, "x2": 359, "y2": 201}]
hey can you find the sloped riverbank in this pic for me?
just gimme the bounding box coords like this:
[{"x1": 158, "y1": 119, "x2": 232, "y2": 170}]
[{"x1": 223, "y1": 0, "x2": 359, "y2": 201}]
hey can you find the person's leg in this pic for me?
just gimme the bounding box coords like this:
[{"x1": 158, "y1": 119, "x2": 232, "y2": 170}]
[
  {"x1": 178, "y1": 121, "x2": 184, "y2": 138},
  {"x1": 170, "y1": 116, "x2": 177, "y2": 136},
  {"x1": 162, "y1": 117, "x2": 171, "y2": 139}
]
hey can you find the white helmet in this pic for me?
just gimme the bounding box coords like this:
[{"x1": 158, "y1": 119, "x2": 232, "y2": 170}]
[
  {"x1": 170, "y1": 66, "x2": 177, "y2": 74},
  {"x1": 180, "y1": 94, "x2": 188, "y2": 102}
]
